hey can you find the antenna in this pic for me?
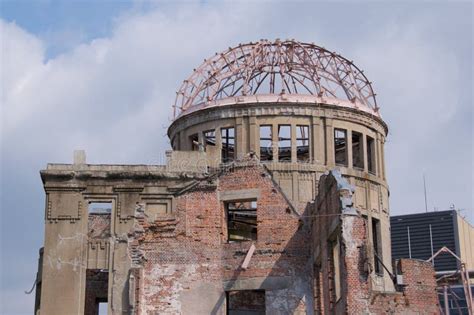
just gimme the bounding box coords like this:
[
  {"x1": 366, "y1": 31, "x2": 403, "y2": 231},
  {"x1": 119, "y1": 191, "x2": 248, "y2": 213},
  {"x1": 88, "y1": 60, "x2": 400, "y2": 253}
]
[{"x1": 423, "y1": 173, "x2": 428, "y2": 212}]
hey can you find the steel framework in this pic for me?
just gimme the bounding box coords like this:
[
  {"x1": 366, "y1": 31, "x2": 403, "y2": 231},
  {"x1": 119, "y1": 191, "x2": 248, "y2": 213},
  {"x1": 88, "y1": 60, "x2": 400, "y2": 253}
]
[{"x1": 174, "y1": 39, "x2": 378, "y2": 118}]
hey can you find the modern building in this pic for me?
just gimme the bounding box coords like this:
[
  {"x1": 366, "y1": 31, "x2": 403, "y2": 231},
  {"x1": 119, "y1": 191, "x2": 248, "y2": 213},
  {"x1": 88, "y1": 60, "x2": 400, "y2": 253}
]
[
  {"x1": 34, "y1": 40, "x2": 439, "y2": 314},
  {"x1": 391, "y1": 210, "x2": 474, "y2": 314}
]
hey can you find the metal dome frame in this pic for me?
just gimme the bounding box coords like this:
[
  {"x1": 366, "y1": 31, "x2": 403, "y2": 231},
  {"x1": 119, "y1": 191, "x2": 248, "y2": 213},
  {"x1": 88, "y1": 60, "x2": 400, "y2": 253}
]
[{"x1": 173, "y1": 39, "x2": 378, "y2": 119}]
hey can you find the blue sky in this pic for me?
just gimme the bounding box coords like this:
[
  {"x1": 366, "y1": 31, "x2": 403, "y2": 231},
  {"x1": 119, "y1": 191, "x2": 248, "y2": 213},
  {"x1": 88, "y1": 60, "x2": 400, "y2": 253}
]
[{"x1": 1, "y1": 1, "x2": 472, "y2": 314}]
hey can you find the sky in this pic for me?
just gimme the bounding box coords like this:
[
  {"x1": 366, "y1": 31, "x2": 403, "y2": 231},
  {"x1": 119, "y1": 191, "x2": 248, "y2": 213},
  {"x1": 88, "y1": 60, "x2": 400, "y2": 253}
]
[{"x1": 0, "y1": 1, "x2": 472, "y2": 314}]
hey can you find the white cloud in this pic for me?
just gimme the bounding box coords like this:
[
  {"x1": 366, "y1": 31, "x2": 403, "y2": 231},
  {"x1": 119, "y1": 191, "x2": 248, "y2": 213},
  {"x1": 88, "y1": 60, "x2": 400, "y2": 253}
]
[{"x1": 1, "y1": 2, "x2": 472, "y2": 314}]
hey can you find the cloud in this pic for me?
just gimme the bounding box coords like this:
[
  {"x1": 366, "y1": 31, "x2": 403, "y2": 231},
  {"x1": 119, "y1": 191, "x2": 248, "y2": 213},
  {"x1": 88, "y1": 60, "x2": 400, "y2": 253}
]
[{"x1": 1, "y1": 2, "x2": 472, "y2": 314}]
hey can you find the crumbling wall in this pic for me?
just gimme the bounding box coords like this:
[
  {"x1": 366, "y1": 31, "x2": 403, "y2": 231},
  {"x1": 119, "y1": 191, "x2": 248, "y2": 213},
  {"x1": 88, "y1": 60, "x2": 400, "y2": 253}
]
[
  {"x1": 130, "y1": 163, "x2": 313, "y2": 314},
  {"x1": 312, "y1": 170, "x2": 439, "y2": 314}
]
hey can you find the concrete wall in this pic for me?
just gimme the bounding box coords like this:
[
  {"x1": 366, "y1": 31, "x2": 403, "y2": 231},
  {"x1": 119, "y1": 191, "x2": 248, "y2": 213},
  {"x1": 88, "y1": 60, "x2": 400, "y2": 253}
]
[
  {"x1": 38, "y1": 163, "x2": 201, "y2": 315},
  {"x1": 456, "y1": 213, "x2": 474, "y2": 271}
]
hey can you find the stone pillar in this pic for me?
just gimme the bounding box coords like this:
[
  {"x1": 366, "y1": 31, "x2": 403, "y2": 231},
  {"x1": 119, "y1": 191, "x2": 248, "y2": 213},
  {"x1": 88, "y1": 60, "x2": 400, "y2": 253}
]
[
  {"x1": 376, "y1": 133, "x2": 382, "y2": 177},
  {"x1": 236, "y1": 117, "x2": 244, "y2": 159},
  {"x1": 249, "y1": 116, "x2": 257, "y2": 154},
  {"x1": 325, "y1": 118, "x2": 335, "y2": 167},
  {"x1": 380, "y1": 137, "x2": 386, "y2": 180},
  {"x1": 179, "y1": 131, "x2": 188, "y2": 151},
  {"x1": 347, "y1": 130, "x2": 353, "y2": 169},
  {"x1": 272, "y1": 124, "x2": 278, "y2": 162},
  {"x1": 311, "y1": 116, "x2": 324, "y2": 164},
  {"x1": 363, "y1": 134, "x2": 368, "y2": 173},
  {"x1": 291, "y1": 124, "x2": 297, "y2": 163}
]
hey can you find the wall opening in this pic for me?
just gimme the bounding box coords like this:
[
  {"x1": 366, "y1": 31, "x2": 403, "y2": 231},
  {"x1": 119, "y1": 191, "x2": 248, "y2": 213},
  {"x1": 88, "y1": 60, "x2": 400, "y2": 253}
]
[
  {"x1": 329, "y1": 236, "x2": 342, "y2": 303},
  {"x1": 84, "y1": 269, "x2": 109, "y2": 315},
  {"x1": 352, "y1": 131, "x2": 364, "y2": 169},
  {"x1": 226, "y1": 200, "x2": 257, "y2": 242},
  {"x1": 226, "y1": 290, "x2": 265, "y2": 315},
  {"x1": 189, "y1": 133, "x2": 200, "y2": 151},
  {"x1": 296, "y1": 125, "x2": 310, "y2": 162},
  {"x1": 372, "y1": 218, "x2": 383, "y2": 275},
  {"x1": 88, "y1": 202, "x2": 112, "y2": 239},
  {"x1": 278, "y1": 125, "x2": 291, "y2": 162},
  {"x1": 221, "y1": 127, "x2": 235, "y2": 163},
  {"x1": 334, "y1": 129, "x2": 347, "y2": 166},
  {"x1": 259, "y1": 125, "x2": 273, "y2": 161},
  {"x1": 98, "y1": 302, "x2": 108, "y2": 315},
  {"x1": 204, "y1": 130, "x2": 216, "y2": 148},
  {"x1": 366, "y1": 136, "x2": 376, "y2": 174}
]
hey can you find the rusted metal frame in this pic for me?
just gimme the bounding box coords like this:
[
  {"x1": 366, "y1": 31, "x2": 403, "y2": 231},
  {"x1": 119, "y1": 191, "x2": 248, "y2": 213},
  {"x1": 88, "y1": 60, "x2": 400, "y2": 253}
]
[
  {"x1": 173, "y1": 40, "x2": 378, "y2": 118},
  {"x1": 290, "y1": 68, "x2": 339, "y2": 97},
  {"x1": 207, "y1": 52, "x2": 243, "y2": 100},
  {"x1": 252, "y1": 72, "x2": 270, "y2": 94},
  {"x1": 296, "y1": 43, "x2": 324, "y2": 94},
  {"x1": 240, "y1": 44, "x2": 259, "y2": 95},
  {"x1": 231, "y1": 69, "x2": 265, "y2": 97},
  {"x1": 205, "y1": 53, "x2": 249, "y2": 101},
  {"x1": 181, "y1": 69, "x2": 208, "y2": 108},
  {"x1": 326, "y1": 56, "x2": 355, "y2": 101},
  {"x1": 343, "y1": 64, "x2": 368, "y2": 104},
  {"x1": 249, "y1": 55, "x2": 268, "y2": 93},
  {"x1": 205, "y1": 57, "x2": 229, "y2": 101},
  {"x1": 216, "y1": 50, "x2": 253, "y2": 95}
]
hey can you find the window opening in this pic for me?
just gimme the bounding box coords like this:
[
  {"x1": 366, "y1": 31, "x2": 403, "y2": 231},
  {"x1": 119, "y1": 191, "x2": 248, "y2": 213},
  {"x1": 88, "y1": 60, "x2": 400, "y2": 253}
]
[
  {"x1": 88, "y1": 202, "x2": 111, "y2": 239},
  {"x1": 204, "y1": 130, "x2": 216, "y2": 148},
  {"x1": 259, "y1": 125, "x2": 273, "y2": 161},
  {"x1": 334, "y1": 129, "x2": 347, "y2": 166},
  {"x1": 296, "y1": 125, "x2": 310, "y2": 162},
  {"x1": 189, "y1": 133, "x2": 200, "y2": 151},
  {"x1": 352, "y1": 131, "x2": 364, "y2": 169},
  {"x1": 372, "y1": 218, "x2": 383, "y2": 275},
  {"x1": 329, "y1": 237, "x2": 341, "y2": 302},
  {"x1": 278, "y1": 125, "x2": 291, "y2": 162},
  {"x1": 367, "y1": 136, "x2": 376, "y2": 174},
  {"x1": 221, "y1": 127, "x2": 235, "y2": 163},
  {"x1": 226, "y1": 200, "x2": 257, "y2": 242}
]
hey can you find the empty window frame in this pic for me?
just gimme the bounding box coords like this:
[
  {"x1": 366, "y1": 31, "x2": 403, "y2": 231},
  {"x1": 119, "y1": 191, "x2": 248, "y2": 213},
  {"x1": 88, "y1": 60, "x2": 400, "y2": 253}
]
[
  {"x1": 226, "y1": 290, "x2": 265, "y2": 315},
  {"x1": 189, "y1": 133, "x2": 200, "y2": 151},
  {"x1": 259, "y1": 125, "x2": 273, "y2": 161},
  {"x1": 221, "y1": 127, "x2": 235, "y2": 163},
  {"x1": 334, "y1": 129, "x2": 348, "y2": 166},
  {"x1": 204, "y1": 130, "x2": 216, "y2": 148},
  {"x1": 366, "y1": 136, "x2": 376, "y2": 174},
  {"x1": 88, "y1": 202, "x2": 112, "y2": 239},
  {"x1": 296, "y1": 125, "x2": 310, "y2": 162},
  {"x1": 226, "y1": 200, "x2": 257, "y2": 242},
  {"x1": 329, "y1": 237, "x2": 342, "y2": 302},
  {"x1": 278, "y1": 125, "x2": 291, "y2": 162},
  {"x1": 372, "y1": 218, "x2": 383, "y2": 275},
  {"x1": 352, "y1": 131, "x2": 364, "y2": 169}
]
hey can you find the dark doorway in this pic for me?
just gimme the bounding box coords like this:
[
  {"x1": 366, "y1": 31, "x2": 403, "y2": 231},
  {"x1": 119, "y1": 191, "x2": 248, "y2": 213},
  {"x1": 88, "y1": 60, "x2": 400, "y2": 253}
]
[{"x1": 226, "y1": 290, "x2": 265, "y2": 315}]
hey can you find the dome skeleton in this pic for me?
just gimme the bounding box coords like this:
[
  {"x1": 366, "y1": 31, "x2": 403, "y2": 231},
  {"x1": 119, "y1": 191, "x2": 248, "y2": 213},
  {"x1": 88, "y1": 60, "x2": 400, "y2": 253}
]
[{"x1": 174, "y1": 40, "x2": 378, "y2": 119}]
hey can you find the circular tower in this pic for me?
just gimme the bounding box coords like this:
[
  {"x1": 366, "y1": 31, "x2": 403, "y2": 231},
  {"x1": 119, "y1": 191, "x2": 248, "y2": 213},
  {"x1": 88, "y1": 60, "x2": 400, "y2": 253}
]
[{"x1": 168, "y1": 39, "x2": 392, "y2": 289}]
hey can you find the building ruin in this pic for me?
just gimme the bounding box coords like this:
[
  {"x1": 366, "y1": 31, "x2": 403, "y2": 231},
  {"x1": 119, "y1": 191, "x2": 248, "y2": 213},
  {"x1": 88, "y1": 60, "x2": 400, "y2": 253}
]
[{"x1": 34, "y1": 40, "x2": 439, "y2": 314}]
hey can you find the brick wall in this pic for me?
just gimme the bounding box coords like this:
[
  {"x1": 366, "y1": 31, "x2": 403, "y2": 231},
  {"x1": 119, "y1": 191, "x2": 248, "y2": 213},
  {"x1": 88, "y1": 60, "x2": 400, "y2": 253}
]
[{"x1": 130, "y1": 163, "x2": 313, "y2": 314}]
